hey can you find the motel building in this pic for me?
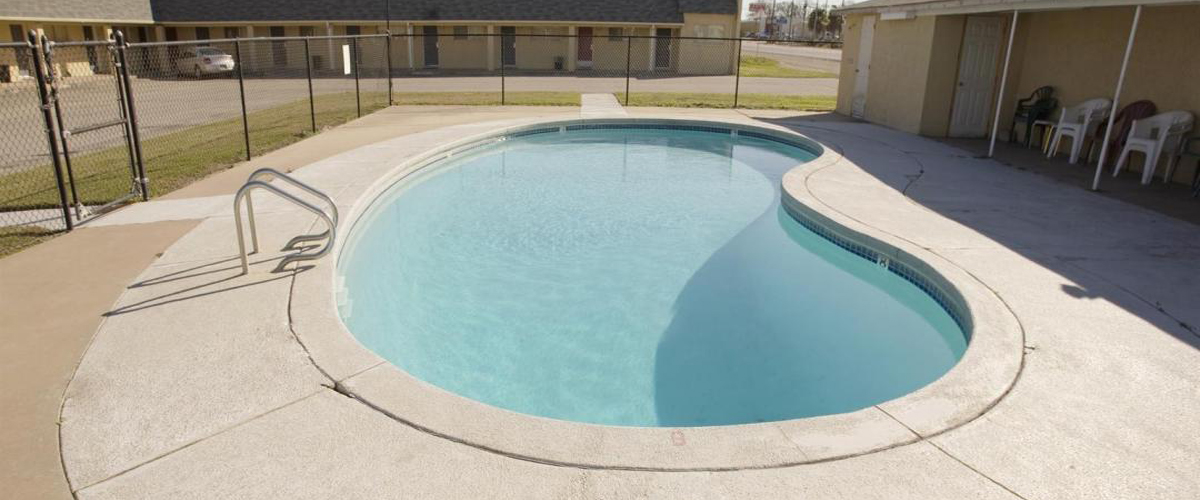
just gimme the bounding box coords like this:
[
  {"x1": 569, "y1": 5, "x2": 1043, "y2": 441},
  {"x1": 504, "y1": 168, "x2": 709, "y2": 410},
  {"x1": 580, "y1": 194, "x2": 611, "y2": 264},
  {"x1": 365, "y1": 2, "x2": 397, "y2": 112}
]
[
  {"x1": 1, "y1": 0, "x2": 743, "y2": 81},
  {"x1": 834, "y1": 0, "x2": 1200, "y2": 186}
]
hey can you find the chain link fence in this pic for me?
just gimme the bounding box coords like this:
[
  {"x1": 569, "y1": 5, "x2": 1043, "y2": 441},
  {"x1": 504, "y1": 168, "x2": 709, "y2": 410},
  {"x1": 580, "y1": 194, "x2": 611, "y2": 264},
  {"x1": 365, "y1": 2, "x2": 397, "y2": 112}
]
[
  {"x1": 0, "y1": 40, "x2": 65, "y2": 251},
  {"x1": 392, "y1": 30, "x2": 502, "y2": 105},
  {"x1": 1, "y1": 31, "x2": 837, "y2": 256},
  {"x1": 387, "y1": 33, "x2": 835, "y2": 110},
  {"x1": 44, "y1": 41, "x2": 143, "y2": 217}
]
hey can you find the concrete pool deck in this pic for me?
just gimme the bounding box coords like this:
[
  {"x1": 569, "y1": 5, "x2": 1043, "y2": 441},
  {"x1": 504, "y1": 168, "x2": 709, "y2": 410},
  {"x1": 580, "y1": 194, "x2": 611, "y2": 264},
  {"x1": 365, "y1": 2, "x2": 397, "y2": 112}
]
[{"x1": 3, "y1": 106, "x2": 1199, "y2": 499}]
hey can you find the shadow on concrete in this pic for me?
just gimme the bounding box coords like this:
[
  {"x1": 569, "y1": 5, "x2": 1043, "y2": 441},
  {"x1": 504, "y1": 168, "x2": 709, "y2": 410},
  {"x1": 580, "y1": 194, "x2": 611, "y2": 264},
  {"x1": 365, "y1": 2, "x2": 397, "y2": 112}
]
[
  {"x1": 105, "y1": 254, "x2": 309, "y2": 316},
  {"x1": 754, "y1": 115, "x2": 1200, "y2": 351}
]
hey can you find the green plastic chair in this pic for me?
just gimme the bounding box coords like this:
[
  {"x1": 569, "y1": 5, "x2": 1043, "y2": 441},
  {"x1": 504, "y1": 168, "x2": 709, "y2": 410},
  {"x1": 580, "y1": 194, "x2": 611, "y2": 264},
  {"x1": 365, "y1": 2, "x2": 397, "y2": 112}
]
[{"x1": 1009, "y1": 86, "x2": 1057, "y2": 147}]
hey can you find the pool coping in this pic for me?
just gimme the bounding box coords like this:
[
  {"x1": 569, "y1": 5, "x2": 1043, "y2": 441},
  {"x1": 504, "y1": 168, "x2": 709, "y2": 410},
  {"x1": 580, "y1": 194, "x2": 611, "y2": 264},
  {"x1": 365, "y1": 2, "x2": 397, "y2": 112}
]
[{"x1": 290, "y1": 116, "x2": 1025, "y2": 471}]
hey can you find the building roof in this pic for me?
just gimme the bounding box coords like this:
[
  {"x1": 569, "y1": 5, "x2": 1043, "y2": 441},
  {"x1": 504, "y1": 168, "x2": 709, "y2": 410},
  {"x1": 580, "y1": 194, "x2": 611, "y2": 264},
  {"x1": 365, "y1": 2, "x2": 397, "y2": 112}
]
[
  {"x1": 1, "y1": 0, "x2": 155, "y2": 23},
  {"x1": 0, "y1": 0, "x2": 739, "y2": 24},
  {"x1": 836, "y1": 0, "x2": 1200, "y2": 16}
]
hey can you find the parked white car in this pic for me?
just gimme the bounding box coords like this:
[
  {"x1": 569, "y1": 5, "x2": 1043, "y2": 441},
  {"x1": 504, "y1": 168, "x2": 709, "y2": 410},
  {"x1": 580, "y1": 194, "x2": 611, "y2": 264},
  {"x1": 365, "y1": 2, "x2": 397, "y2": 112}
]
[{"x1": 175, "y1": 46, "x2": 235, "y2": 78}]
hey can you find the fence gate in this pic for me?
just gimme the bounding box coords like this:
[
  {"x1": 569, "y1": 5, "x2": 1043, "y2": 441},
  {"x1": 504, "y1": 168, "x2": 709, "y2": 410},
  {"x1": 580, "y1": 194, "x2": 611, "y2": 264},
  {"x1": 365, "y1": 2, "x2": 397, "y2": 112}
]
[{"x1": 38, "y1": 33, "x2": 146, "y2": 224}]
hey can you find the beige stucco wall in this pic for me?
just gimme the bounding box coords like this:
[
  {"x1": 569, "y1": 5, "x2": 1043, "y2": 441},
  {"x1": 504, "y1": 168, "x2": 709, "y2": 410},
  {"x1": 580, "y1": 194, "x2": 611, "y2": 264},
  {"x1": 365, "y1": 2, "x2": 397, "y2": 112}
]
[
  {"x1": 679, "y1": 13, "x2": 738, "y2": 74},
  {"x1": 511, "y1": 26, "x2": 569, "y2": 70},
  {"x1": 583, "y1": 26, "x2": 635, "y2": 72},
  {"x1": 863, "y1": 15, "x2": 939, "y2": 134},
  {"x1": 436, "y1": 26, "x2": 489, "y2": 70}
]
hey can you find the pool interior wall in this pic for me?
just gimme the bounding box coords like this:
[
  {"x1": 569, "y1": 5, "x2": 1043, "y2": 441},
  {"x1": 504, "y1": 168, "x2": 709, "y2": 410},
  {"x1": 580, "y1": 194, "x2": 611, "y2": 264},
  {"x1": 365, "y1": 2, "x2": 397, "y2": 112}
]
[{"x1": 338, "y1": 125, "x2": 969, "y2": 427}]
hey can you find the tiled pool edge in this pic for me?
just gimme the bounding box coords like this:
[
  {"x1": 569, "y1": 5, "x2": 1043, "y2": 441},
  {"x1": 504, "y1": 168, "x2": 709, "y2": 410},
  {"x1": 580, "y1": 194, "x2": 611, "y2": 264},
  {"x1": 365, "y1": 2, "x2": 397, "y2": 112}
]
[{"x1": 291, "y1": 116, "x2": 1024, "y2": 471}]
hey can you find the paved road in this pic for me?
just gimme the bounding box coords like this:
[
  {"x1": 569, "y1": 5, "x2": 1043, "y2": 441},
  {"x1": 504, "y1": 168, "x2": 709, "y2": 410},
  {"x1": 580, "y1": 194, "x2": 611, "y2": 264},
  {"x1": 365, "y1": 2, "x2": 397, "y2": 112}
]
[
  {"x1": 741, "y1": 41, "x2": 842, "y2": 74},
  {"x1": 0, "y1": 73, "x2": 836, "y2": 173}
]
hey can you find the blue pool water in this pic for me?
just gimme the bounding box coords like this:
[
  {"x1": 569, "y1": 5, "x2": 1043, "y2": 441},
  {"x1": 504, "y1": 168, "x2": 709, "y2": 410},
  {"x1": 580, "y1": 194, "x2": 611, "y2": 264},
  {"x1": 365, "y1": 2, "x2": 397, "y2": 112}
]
[{"x1": 339, "y1": 126, "x2": 967, "y2": 427}]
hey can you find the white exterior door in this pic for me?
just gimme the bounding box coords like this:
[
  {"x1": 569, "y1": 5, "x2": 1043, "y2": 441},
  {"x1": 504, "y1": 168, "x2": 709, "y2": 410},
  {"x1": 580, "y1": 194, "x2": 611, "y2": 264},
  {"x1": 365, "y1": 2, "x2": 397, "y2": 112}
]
[
  {"x1": 851, "y1": 16, "x2": 875, "y2": 119},
  {"x1": 949, "y1": 16, "x2": 1005, "y2": 137}
]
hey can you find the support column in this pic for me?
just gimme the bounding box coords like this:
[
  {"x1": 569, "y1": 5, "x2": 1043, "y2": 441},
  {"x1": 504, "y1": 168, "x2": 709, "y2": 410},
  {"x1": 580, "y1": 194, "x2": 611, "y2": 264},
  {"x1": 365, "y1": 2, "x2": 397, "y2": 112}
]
[
  {"x1": 648, "y1": 24, "x2": 656, "y2": 71},
  {"x1": 325, "y1": 22, "x2": 335, "y2": 70},
  {"x1": 567, "y1": 26, "x2": 577, "y2": 72},
  {"x1": 406, "y1": 23, "x2": 414, "y2": 70},
  {"x1": 153, "y1": 25, "x2": 167, "y2": 72},
  {"x1": 987, "y1": 11, "x2": 1019, "y2": 158},
  {"x1": 1092, "y1": 5, "x2": 1142, "y2": 191},
  {"x1": 99, "y1": 25, "x2": 115, "y2": 74},
  {"x1": 487, "y1": 25, "x2": 495, "y2": 71}
]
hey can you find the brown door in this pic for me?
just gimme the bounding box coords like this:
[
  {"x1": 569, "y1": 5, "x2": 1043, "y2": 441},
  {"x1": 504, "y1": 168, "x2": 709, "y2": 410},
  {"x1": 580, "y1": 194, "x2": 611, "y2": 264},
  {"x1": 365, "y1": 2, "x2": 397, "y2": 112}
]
[{"x1": 577, "y1": 27, "x2": 593, "y2": 67}]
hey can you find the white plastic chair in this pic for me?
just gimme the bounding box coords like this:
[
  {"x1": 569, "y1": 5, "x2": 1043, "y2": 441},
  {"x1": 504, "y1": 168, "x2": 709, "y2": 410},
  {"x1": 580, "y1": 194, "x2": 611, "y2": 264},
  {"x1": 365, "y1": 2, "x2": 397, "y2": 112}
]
[
  {"x1": 1046, "y1": 98, "x2": 1112, "y2": 164},
  {"x1": 1111, "y1": 110, "x2": 1194, "y2": 185}
]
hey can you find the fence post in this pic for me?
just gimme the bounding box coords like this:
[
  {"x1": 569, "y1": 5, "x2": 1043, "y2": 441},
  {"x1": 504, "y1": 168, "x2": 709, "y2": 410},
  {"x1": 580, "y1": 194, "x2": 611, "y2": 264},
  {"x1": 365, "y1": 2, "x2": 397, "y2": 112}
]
[
  {"x1": 109, "y1": 33, "x2": 140, "y2": 205},
  {"x1": 114, "y1": 31, "x2": 148, "y2": 200},
  {"x1": 733, "y1": 38, "x2": 743, "y2": 109},
  {"x1": 352, "y1": 37, "x2": 361, "y2": 117},
  {"x1": 385, "y1": 32, "x2": 393, "y2": 105},
  {"x1": 234, "y1": 38, "x2": 250, "y2": 160},
  {"x1": 29, "y1": 31, "x2": 73, "y2": 231},
  {"x1": 304, "y1": 38, "x2": 315, "y2": 132},
  {"x1": 42, "y1": 37, "x2": 82, "y2": 213},
  {"x1": 624, "y1": 34, "x2": 632, "y2": 106}
]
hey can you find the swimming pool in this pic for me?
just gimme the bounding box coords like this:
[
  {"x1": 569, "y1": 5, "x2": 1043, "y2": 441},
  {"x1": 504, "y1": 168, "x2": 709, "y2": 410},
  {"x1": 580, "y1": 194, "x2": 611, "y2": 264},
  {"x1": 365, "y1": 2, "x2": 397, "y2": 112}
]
[{"x1": 338, "y1": 124, "x2": 968, "y2": 427}]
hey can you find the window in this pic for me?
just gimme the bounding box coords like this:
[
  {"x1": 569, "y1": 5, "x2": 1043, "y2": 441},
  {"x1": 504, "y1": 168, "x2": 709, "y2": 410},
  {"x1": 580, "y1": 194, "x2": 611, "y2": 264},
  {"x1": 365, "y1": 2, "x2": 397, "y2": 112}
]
[
  {"x1": 608, "y1": 27, "x2": 624, "y2": 41},
  {"x1": 693, "y1": 25, "x2": 726, "y2": 39},
  {"x1": 195, "y1": 27, "x2": 210, "y2": 40},
  {"x1": 224, "y1": 27, "x2": 238, "y2": 39},
  {"x1": 345, "y1": 25, "x2": 360, "y2": 36},
  {"x1": 299, "y1": 26, "x2": 314, "y2": 37},
  {"x1": 453, "y1": 26, "x2": 468, "y2": 40}
]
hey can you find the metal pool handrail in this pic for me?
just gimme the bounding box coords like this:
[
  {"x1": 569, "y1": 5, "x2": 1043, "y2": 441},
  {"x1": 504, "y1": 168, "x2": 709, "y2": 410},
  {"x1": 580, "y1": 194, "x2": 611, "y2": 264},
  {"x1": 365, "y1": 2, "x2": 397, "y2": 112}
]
[
  {"x1": 247, "y1": 168, "x2": 340, "y2": 249},
  {"x1": 234, "y1": 169, "x2": 338, "y2": 274}
]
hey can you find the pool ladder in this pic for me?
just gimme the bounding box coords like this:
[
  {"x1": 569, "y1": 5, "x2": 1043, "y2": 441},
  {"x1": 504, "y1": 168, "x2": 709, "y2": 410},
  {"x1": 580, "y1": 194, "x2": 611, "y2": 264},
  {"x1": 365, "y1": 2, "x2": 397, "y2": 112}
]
[{"x1": 234, "y1": 168, "x2": 339, "y2": 275}]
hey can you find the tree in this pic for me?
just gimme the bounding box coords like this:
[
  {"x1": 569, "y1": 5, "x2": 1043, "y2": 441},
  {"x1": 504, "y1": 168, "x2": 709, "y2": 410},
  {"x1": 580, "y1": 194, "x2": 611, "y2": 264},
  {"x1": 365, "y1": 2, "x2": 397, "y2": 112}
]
[{"x1": 808, "y1": 7, "x2": 830, "y2": 35}]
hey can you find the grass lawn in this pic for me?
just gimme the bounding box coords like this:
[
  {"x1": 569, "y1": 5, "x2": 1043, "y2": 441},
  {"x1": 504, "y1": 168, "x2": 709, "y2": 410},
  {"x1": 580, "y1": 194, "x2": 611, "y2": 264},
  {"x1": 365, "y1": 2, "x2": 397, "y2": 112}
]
[
  {"x1": 618, "y1": 92, "x2": 836, "y2": 111},
  {"x1": 738, "y1": 56, "x2": 837, "y2": 78},
  {"x1": 0, "y1": 225, "x2": 57, "y2": 256}
]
